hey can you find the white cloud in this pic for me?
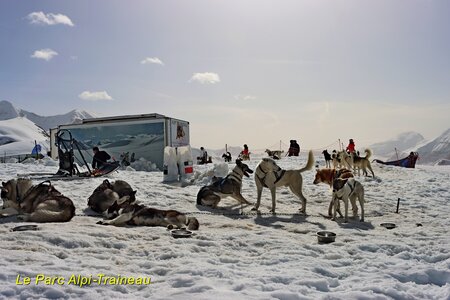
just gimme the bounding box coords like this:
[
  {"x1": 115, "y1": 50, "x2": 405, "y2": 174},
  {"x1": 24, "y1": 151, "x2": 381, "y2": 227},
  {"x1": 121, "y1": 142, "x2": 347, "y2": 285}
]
[
  {"x1": 234, "y1": 94, "x2": 257, "y2": 101},
  {"x1": 190, "y1": 72, "x2": 220, "y2": 84},
  {"x1": 27, "y1": 11, "x2": 74, "y2": 26},
  {"x1": 30, "y1": 49, "x2": 58, "y2": 61},
  {"x1": 78, "y1": 91, "x2": 113, "y2": 101},
  {"x1": 140, "y1": 57, "x2": 164, "y2": 65}
]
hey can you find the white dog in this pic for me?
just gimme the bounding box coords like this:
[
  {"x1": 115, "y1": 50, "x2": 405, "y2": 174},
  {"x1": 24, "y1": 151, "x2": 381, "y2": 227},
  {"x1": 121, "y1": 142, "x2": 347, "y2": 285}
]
[{"x1": 332, "y1": 178, "x2": 365, "y2": 222}]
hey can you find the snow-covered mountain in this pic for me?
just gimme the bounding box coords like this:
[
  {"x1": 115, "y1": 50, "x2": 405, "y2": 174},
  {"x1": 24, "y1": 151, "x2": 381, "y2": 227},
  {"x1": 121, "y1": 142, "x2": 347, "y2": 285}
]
[
  {"x1": 0, "y1": 100, "x2": 96, "y2": 131},
  {"x1": 416, "y1": 128, "x2": 450, "y2": 165},
  {"x1": 369, "y1": 131, "x2": 425, "y2": 158},
  {"x1": 0, "y1": 117, "x2": 50, "y2": 156},
  {"x1": 370, "y1": 129, "x2": 450, "y2": 165}
]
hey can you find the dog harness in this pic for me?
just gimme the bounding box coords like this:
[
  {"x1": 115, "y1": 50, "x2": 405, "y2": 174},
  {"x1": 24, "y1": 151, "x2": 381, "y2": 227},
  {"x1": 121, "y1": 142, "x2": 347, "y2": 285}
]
[
  {"x1": 255, "y1": 165, "x2": 285, "y2": 187},
  {"x1": 335, "y1": 180, "x2": 356, "y2": 200},
  {"x1": 225, "y1": 169, "x2": 243, "y2": 183},
  {"x1": 15, "y1": 180, "x2": 52, "y2": 203}
]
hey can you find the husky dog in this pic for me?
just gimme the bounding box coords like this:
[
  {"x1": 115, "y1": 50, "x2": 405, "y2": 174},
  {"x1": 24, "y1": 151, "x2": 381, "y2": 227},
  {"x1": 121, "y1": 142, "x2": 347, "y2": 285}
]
[
  {"x1": 222, "y1": 152, "x2": 232, "y2": 162},
  {"x1": 337, "y1": 150, "x2": 353, "y2": 169},
  {"x1": 253, "y1": 150, "x2": 314, "y2": 213},
  {"x1": 1, "y1": 179, "x2": 75, "y2": 222},
  {"x1": 265, "y1": 149, "x2": 284, "y2": 160},
  {"x1": 351, "y1": 149, "x2": 375, "y2": 177},
  {"x1": 197, "y1": 159, "x2": 254, "y2": 208},
  {"x1": 87, "y1": 179, "x2": 136, "y2": 214},
  {"x1": 322, "y1": 150, "x2": 332, "y2": 168},
  {"x1": 313, "y1": 168, "x2": 356, "y2": 217},
  {"x1": 332, "y1": 178, "x2": 365, "y2": 222},
  {"x1": 98, "y1": 201, "x2": 199, "y2": 230},
  {"x1": 331, "y1": 150, "x2": 341, "y2": 169}
]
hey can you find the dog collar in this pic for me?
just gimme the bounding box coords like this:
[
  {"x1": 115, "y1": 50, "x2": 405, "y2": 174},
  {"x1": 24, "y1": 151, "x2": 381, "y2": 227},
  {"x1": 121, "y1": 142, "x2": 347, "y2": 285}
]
[{"x1": 227, "y1": 169, "x2": 243, "y2": 183}]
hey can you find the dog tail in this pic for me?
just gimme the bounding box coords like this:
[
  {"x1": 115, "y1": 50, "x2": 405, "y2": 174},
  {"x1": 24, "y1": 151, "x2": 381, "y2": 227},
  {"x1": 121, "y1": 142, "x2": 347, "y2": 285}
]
[
  {"x1": 186, "y1": 217, "x2": 200, "y2": 230},
  {"x1": 364, "y1": 149, "x2": 372, "y2": 159},
  {"x1": 299, "y1": 150, "x2": 315, "y2": 173}
]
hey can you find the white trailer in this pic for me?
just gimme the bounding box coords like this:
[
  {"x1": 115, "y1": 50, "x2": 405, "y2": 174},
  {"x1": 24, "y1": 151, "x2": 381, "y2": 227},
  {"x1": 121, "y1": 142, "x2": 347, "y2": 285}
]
[{"x1": 50, "y1": 113, "x2": 189, "y2": 170}]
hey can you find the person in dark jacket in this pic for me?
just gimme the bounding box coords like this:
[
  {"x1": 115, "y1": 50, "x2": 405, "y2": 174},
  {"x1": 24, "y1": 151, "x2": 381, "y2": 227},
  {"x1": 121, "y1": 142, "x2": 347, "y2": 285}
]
[
  {"x1": 288, "y1": 140, "x2": 300, "y2": 156},
  {"x1": 92, "y1": 146, "x2": 111, "y2": 169}
]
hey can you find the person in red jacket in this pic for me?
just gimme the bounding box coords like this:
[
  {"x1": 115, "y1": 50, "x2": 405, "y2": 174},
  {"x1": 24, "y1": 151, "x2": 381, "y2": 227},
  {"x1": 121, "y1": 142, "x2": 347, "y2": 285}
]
[
  {"x1": 239, "y1": 144, "x2": 250, "y2": 160},
  {"x1": 346, "y1": 139, "x2": 356, "y2": 154}
]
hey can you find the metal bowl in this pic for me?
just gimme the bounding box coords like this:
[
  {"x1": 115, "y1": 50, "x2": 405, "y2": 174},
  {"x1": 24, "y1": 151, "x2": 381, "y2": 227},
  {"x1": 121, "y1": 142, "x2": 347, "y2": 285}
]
[
  {"x1": 11, "y1": 225, "x2": 39, "y2": 232},
  {"x1": 317, "y1": 231, "x2": 336, "y2": 243},
  {"x1": 380, "y1": 223, "x2": 396, "y2": 229},
  {"x1": 171, "y1": 229, "x2": 193, "y2": 238}
]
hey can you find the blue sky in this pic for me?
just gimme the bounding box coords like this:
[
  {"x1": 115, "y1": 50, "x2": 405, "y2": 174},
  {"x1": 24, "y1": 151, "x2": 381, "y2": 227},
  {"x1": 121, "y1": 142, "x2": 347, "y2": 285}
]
[{"x1": 1, "y1": 0, "x2": 449, "y2": 149}]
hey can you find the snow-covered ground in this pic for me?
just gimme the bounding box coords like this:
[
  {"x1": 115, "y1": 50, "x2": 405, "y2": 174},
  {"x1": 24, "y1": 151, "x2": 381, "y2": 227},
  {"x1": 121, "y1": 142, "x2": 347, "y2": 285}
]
[{"x1": 1, "y1": 154, "x2": 450, "y2": 299}]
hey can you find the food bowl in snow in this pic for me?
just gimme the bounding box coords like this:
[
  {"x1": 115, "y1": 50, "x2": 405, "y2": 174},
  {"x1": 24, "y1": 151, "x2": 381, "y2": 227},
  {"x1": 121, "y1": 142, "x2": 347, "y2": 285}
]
[
  {"x1": 11, "y1": 225, "x2": 39, "y2": 232},
  {"x1": 380, "y1": 223, "x2": 396, "y2": 229},
  {"x1": 171, "y1": 229, "x2": 193, "y2": 238},
  {"x1": 317, "y1": 231, "x2": 336, "y2": 243}
]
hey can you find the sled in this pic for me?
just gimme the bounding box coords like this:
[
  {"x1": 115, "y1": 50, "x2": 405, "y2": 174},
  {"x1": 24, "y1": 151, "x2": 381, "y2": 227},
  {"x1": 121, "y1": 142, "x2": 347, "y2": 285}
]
[
  {"x1": 18, "y1": 129, "x2": 120, "y2": 181},
  {"x1": 373, "y1": 152, "x2": 419, "y2": 168}
]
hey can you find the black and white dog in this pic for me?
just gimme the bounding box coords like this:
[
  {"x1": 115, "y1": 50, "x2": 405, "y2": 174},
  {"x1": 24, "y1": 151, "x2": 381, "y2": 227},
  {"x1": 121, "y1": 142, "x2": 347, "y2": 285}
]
[
  {"x1": 322, "y1": 150, "x2": 332, "y2": 168},
  {"x1": 197, "y1": 159, "x2": 253, "y2": 208},
  {"x1": 222, "y1": 152, "x2": 232, "y2": 162},
  {"x1": 332, "y1": 178, "x2": 365, "y2": 222}
]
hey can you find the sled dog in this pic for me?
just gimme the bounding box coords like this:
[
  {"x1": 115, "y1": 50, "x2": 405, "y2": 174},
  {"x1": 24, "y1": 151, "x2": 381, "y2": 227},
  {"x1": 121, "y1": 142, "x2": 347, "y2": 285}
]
[
  {"x1": 351, "y1": 149, "x2": 375, "y2": 177},
  {"x1": 331, "y1": 150, "x2": 341, "y2": 169},
  {"x1": 253, "y1": 150, "x2": 314, "y2": 213},
  {"x1": 265, "y1": 149, "x2": 283, "y2": 160},
  {"x1": 98, "y1": 201, "x2": 199, "y2": 230},
  {"x1": 332, "y1": 178, "x2": 365, "y2": 222},
  {"x1": 197, "y1": 159, "x2": 253, "y2": 208},
  {"x1": 222, "y1": 152, "x2": 232, "y2": 162},
  {"x1": 322, "y1": 150, "x2": 332, "y2": 168},
  {"x1": 313, "y1": 168, "x2": 356, "y2": 216},
  {"x1": 88, "y1": 179, "x2": 137, "y2": 214},
  {"x1": 1, "y1": 178, "x2": 75, "y2": 222}
]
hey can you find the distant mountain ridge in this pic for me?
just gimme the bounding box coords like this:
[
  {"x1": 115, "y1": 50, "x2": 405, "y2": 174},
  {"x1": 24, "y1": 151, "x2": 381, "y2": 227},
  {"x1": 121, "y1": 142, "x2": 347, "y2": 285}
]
[
  {"x1": 416, "y1": 128, "x2": 450, "y2": 164},
  {"x1": 1, "y1": 100, "x2": 449, "y2": 164},
  {"x1": 369, "y1": 131, "x2": 425, "y2": 158},
  {"x1": 0, "y1": 100, "x2": 96, "y2": 131}
]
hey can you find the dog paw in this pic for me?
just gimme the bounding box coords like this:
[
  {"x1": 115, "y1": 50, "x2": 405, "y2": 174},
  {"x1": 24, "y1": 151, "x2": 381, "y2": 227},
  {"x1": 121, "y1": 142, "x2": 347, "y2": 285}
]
[
  {"x1": 96, "y1": 220, "x2": 107, "y2": 225},
  {"x1": 167, "y1": 224, "x2": 174, "y2": 230}
]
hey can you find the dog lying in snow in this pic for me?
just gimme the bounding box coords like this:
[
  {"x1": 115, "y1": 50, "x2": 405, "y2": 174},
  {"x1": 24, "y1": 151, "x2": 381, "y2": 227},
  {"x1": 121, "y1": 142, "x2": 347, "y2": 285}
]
[
  {"x1": 1, "y1": 178, "x2": 75, "y2": 222},
  {"x1": 98, "y1": 200, "x2": 199, "y2": 230},
  {"x1": 87, "y1": 179, "x2": 136, "y2": 214}
]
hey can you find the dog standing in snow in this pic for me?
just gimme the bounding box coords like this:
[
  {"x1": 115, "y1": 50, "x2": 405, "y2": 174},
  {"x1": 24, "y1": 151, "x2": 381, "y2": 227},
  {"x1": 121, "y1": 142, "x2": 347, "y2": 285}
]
[{"x1": 332, "y1": 178, "x2": 365, "y2": 222}]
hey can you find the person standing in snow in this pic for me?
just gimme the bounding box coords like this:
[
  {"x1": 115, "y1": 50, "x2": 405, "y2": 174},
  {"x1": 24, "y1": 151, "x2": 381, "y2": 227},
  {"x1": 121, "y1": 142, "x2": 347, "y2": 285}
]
[
  {"x1": 239, "y1": 144, "x2": 250, "y2": 160},
  {"x1": 288, "y1": 140, "x2": 300, "y2": 156},
  {"x1": 346, "y1": 139, "x2": 356, "y2": 154}
]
